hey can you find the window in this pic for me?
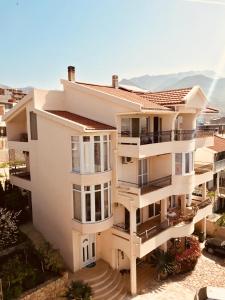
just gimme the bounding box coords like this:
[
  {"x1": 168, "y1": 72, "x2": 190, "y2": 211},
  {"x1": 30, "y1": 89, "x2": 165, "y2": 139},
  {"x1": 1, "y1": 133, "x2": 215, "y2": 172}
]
[
  {"x1": 71, "y1": 135, "x2": 111, "y2": 174},
  {"x1": 175, "y1": 152, "x2": 194, "y2": 175},
  {"x1": 175, "y1": 153, "x2": 182, "y2": 175},
  {"x1": 169, "y1": 196, "x2": 176, "y2": 208},
  {"x1": 72, "y1": 181, "x2": 111, "y2": 223},
  {"x1": 138, "y1": 159, "x2": 148, "y2": 186},
  {"x1": 148, "y1": 201, "x2": 161, "y2": 218},
  {"x1": 30, "y1": 111, "x2": 38, "y2": 140},
  {"x1": 73, "y1": 184, "x2": 81, "y2": 221},
  {"x1": 72, "y1": 137, "x2": 80, "y2": 172}
]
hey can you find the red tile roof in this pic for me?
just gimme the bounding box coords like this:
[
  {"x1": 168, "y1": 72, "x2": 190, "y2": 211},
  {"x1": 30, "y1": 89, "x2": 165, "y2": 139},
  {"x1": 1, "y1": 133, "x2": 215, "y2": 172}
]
[
  {"x1": 135, "y1": 87, "x2": 192, "y2": 106},
  {"x1": 46, "y1": 110, "x2": 116, "y2": 131},
  {"x1": 76, "y1": 82, "x2": 170, "y2": 110},
  {"x1": 209, "y1": 136, "x2": 225, "y2": 152}
]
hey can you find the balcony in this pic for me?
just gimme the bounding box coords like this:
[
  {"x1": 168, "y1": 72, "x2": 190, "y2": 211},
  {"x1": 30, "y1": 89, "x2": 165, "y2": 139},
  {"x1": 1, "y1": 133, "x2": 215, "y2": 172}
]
[
  {"x1": 9, "y1": 167, "x2": 30, "y2": 180},
  {"x1": 118, "y1": 175, "x2": 172, "y2": 196},
  {"x1": 118, "y1": 129, "x2": 214, "y2": 158},
  {"x1": 214, "y1": 159, "x2": 225, "y2": 172},
  {"x1": 135, "y1": 200, "x2": 212, "y2": 257},
  {"x1": 195, "y1": 163, "x2": 213, "y2": 186}
]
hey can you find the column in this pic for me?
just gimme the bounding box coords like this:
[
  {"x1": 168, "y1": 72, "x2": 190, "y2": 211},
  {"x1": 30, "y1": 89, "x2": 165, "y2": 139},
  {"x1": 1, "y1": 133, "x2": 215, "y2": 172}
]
[
  {"x1": 202, "y1": 182, "x2": 207, "y2": 201},
  {"x1": 130, "y1": 204, "x2": 137, "y2": 295},
  {"x1": 201, "y1": 217, "x2": 207, "y2": 240},
  {"x1": 181, "y1": 194, "x2": 186, "y2": 213},
  {"x1": 160, "y1": 198, "x2": 167, "y2": 222}
]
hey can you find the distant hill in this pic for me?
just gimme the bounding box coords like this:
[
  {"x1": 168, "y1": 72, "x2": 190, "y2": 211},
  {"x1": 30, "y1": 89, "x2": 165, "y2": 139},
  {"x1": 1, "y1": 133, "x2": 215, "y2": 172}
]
[{"x1": 120, "y1": 71, "x2": 225, "y2": 113}]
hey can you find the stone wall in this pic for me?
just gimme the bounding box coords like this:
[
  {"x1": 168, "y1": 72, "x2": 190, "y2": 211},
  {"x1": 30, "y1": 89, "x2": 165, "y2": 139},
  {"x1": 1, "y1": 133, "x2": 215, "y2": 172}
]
[
  {"x1": 207, "y1": 219, "x2": 225, "y2": 239},
  {"x1": 19, "y1": 272, "x2": 69, "y2": 300}
]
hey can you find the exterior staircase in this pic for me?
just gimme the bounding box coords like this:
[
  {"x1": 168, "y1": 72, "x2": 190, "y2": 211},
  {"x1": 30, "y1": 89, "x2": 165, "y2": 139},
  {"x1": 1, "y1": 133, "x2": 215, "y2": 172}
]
[{"x1": 73, "y1": 259, "x2": 128, "y2": 300}]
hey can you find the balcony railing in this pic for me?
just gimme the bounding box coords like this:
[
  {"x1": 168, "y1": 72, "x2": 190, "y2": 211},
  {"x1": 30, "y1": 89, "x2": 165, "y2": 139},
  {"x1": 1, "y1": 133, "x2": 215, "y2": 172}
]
[
  {"x1": 214, "y1": 159, "x2": 225, "y2": 171},
  {"x1": 10, "y1": 167, "x2": 31, "y2": 180},
  {"x1": 219, "y1": 187, "x2": 225, "y2": 195},
  {"x1": 118, "y1": 175, "x2": 172, "y2": 195},
  {"x1": 120, "y1": 129, "x2": 214, "y2": 145},
  {"x1": 194, "y1": 163, "x2": 213, "y2": 175},
  {"x1": 174, "y1": 130, "x2": 195, "y2": 141}
]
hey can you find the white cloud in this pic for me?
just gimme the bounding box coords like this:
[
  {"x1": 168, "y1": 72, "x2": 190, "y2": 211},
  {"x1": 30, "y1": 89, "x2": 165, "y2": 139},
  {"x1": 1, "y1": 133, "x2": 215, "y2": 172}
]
[{"x1": 184, "y1": 0, "x2": 225, "y2": 6}]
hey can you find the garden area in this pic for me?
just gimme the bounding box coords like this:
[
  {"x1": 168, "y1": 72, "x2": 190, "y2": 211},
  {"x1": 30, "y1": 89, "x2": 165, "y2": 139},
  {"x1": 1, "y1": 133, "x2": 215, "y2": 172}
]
[
  {"x1": 149, "y1": 236, "x2": 201, "y2": 281},
  {"x1": 0, "y1": 180, "x2": 66, "y2": 300}
]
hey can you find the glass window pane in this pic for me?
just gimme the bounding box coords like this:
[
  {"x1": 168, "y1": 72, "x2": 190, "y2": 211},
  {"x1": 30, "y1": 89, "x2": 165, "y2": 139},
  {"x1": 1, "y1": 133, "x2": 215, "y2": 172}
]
[
  {"x1": 73, "y1": 190, "x2": 81, "y2": 221},
  {"x1": 94, "y1": 136, "x2": 100, "y2": 141},
  {"x1": 72, "y1": 136, "x2": 79, "y2": 142},
  {"x1": 83, "y1": 141, "x2": 92, "y2": 173},
  {"x1": 85, "y1": 194, "x2": 91, "y2": 222},
  {"x1": 175, "y1": 153, "x2": 182, "y2": 175},
  {"x1": 95, "y1": 191, "x2": 101, "y2": 221},
  {"x1": 84, "y1": 186, "x2": 90, "y2": 191},
  {"x1": 148, "y1": 204, "x2": 154, "y2": 218},
  {"x1": 94, "y1": 143, "x2": 101, "y2": 172},
  {"x1": 73, "y1": 184, "x2": 81, "y2": 191},
  {"x1": 83, "y1": 136, "x2": 90, "y2": 142},
  {"x1": 72, "y1": 140, "x2": 80, "y2": 172},
  {"x1": 121, "y1": 118, "x2": 131, "y2": 136},
  {"x1": 185, "y1": 153, "x2": 189, "y2": 174},
  {"x1": 92, "y1": 243, "x2": 95, "y2": 257},
  {"x1": 95, "y1": 184, "x2": 101, "y2": 190},
  {"x1": 104, "y1": 142, "x2": 108, "y2": 171},
  {"x1": 155, "y1": 201, "x2": 161, "y2": 215},
  {"x1": 104, "y1": 188, "x2": 109, "y2": 218}
]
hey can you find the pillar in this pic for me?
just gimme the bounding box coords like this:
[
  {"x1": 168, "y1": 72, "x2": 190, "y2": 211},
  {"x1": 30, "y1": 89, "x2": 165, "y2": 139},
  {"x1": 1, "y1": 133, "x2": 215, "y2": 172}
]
[
  {"x1": 130, "y1": 204, "x2": 137, "y2": 295},
  {"x1": 160, "y1": 198, "x2": 167, "y2": 222},
  {"x1": 200, "y1": 217, "x2": 207, "y2": 240},
  {"x1": 202, "y1": 182, "x2": 207, "y2": 201},
  {"x1": 181, "y1": 194, "x2": 186, "y2": 213},
  {"x1": 160, "y1": 242, "x2": 168, "y2": 252}
]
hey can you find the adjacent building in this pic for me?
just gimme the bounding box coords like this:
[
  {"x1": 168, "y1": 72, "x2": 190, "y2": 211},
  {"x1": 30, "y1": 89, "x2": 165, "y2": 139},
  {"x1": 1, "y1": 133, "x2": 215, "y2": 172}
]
[{"x1": 3, "y1": 67, "x2": 215, "y2": 294}]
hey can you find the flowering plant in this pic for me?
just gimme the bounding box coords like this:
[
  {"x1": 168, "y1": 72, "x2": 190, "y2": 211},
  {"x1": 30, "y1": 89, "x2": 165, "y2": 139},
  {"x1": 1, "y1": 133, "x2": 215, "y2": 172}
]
[{"x1": 175, "y1": 236, "x2": 201, "y2": 264}]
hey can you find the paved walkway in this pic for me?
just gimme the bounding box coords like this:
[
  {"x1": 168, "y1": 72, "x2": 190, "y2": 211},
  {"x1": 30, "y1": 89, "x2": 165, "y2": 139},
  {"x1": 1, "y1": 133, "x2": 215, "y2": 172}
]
[{"x1": 128, "y1": 248, "x2": 225, "y2": 300}]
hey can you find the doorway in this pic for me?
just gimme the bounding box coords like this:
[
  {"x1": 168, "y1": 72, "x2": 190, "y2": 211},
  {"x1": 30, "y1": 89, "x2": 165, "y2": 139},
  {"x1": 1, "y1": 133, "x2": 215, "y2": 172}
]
[{"x1": 81, "y1": 234, "x2": 96, "y2": 267}]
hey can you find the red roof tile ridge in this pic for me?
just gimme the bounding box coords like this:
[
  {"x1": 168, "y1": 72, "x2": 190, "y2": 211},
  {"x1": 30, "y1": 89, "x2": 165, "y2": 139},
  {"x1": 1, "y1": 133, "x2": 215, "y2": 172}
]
[{"x1": 135, "y1": 86, "x2": 193, "y2": 95}]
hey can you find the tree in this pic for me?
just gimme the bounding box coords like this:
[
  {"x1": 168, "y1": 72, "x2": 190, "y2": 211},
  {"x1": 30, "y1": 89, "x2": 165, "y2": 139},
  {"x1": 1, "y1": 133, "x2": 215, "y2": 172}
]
[
  {"x1": 0, "y1": 208, "x2": 20, "y2": 251},
  {"x1": 216, "y1": 214, "x2": 225, "y2": 227}
]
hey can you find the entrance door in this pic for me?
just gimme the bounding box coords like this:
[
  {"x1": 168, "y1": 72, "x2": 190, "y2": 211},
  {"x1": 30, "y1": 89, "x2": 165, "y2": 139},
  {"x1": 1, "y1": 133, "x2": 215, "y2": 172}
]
[
  {"x1": 81, "y1": 234, "x2": 96, "y2": 267},
  {"x1": 154, "y1": 117, "x2": 162, "y2": 142}
]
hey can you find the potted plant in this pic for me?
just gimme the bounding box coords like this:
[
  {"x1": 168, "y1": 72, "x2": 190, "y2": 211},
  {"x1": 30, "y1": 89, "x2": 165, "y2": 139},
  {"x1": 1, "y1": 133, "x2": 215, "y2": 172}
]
[{"x1": 149, "y1": 249, "x2": 176, "y2": 280}]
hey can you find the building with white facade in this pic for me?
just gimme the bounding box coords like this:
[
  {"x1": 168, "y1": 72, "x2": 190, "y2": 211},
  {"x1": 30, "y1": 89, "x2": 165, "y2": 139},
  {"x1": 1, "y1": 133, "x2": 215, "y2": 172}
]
[{"x1": 3, "y1": 66, "x2": 215, "y2": 295}]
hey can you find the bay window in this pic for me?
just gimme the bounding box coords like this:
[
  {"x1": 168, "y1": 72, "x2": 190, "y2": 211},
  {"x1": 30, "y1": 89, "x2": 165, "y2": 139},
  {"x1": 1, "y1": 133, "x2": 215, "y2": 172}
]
[
  {"x1": 73, "y1": 181, "x2": 111, "y2": 223},
  {"x1": 71, "y1": 134, "x2": 111, "y2": 174},
  {"x1": 175, "y1": 152, "x2": 194, "y2": 175}
]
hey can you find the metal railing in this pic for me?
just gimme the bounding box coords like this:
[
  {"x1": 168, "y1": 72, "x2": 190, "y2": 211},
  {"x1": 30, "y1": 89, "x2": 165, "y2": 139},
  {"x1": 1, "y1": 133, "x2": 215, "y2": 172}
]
[
  {"x1": 137, "y1": 219, "x2": 170, "y2": 243},
  {"x1": 120, "y1": 129, "x2": 214, "y2": 144},
  {"x1": 10, "y1": 167, "x2": 31, "y2": 180},
  {"x1": 113, "y1": 223, "x2": 129, "y2": 233},
  {"x1": 214, "y1": 159, "x2": 225, "y2": 171},
  {"x1": 118, "y1": 175, "x2": 172, "y2": 195}
]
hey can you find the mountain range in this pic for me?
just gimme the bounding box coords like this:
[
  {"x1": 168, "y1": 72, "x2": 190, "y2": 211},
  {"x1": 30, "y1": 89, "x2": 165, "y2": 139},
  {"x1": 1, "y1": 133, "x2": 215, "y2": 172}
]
[{"x1": 120, "y1": 71, "x2": 225, "y2": 113}]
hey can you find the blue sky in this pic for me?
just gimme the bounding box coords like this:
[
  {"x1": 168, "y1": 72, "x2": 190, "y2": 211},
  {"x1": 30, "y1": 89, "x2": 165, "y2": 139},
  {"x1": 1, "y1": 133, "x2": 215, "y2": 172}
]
[{"x1": 0, "y1": 0, "x2": 225, "y2": 89}]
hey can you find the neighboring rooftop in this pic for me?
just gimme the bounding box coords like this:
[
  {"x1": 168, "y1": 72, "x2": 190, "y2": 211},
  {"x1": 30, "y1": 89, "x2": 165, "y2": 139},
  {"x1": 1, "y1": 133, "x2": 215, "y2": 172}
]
[
  {"x1": 209, "y1": 135, "x2": 225, "y2": 152},
  {"x1": 202, "y1": 107, "x2": 219, "y2": 114},
  {"x1": 46, "y1": 110, "x2": 116, "y2": 131},
  {"x1": 135, "y1": 87, "x2": 192, "y2": 106},
  {"x1": 76, "y1": 82, "x2": 170, "y2": 111}
]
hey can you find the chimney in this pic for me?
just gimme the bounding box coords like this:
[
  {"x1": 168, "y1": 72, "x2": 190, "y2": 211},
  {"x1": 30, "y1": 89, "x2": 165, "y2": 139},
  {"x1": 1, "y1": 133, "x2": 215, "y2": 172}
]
[
  {"x1": 112, "y1": 74, "x2": 119, "y2": 89},
  {"x1": 68, "y1": 66, "x2": 75, "y2": 82}
]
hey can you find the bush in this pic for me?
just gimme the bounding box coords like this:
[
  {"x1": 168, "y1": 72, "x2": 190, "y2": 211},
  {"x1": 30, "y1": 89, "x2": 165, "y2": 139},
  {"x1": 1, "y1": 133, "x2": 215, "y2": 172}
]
[
  {"x1": 38, "y1": 242, "x2": 64, "y2": 274},
  {"x1": 64, "y1": 281, "x2": 92, "y2": 300},
  {"x1": 216, "y1": 214, "x2": 225, "y2": 227},
  {"x1": 0, "y1": 208, "x2": 20, "y2": 251},
  {"x1": 175, "y1": 237, "x2": 201, "y2": 273}
]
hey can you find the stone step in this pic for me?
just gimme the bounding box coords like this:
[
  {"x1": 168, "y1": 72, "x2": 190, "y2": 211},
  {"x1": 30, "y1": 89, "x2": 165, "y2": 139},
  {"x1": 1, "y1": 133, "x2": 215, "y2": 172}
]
[
  {"x1": 92, "y1": 270, "x2": 120, "y2": 295},
  {"x1": 94, "y1": 281, "x2": 127, "y2": 300},
  {"x1": 93, "y1": 274, "x2": 123, "y2": 300},
  {"x1": 86, "y1": 267, "x2": 114, "y2": 288},
  {"x1": 91, "y1": 269, "x2": 118, "y2": 290}
]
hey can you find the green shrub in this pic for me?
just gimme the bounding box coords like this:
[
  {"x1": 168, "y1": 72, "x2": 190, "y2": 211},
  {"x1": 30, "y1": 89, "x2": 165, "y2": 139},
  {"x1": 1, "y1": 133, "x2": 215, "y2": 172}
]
[
  {"x1": 64, "y1": 281, "x2": 92, "y2": 300},
  {"x1": 38, "y1": 242, "x2": 64, "y2": 274},
  {"x1": 216, "y1": 214, "x2": 225, "y2": 227}
]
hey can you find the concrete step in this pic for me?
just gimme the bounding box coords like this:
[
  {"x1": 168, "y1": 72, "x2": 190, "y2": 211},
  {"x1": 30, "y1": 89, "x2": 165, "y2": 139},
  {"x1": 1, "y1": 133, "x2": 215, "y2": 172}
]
[
  {"x1": 93, "y1": 270, "x2": 120, "y2": 296},
  {"x1": 94, "y1": 280, "x2": 126, "y2": 300}
]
